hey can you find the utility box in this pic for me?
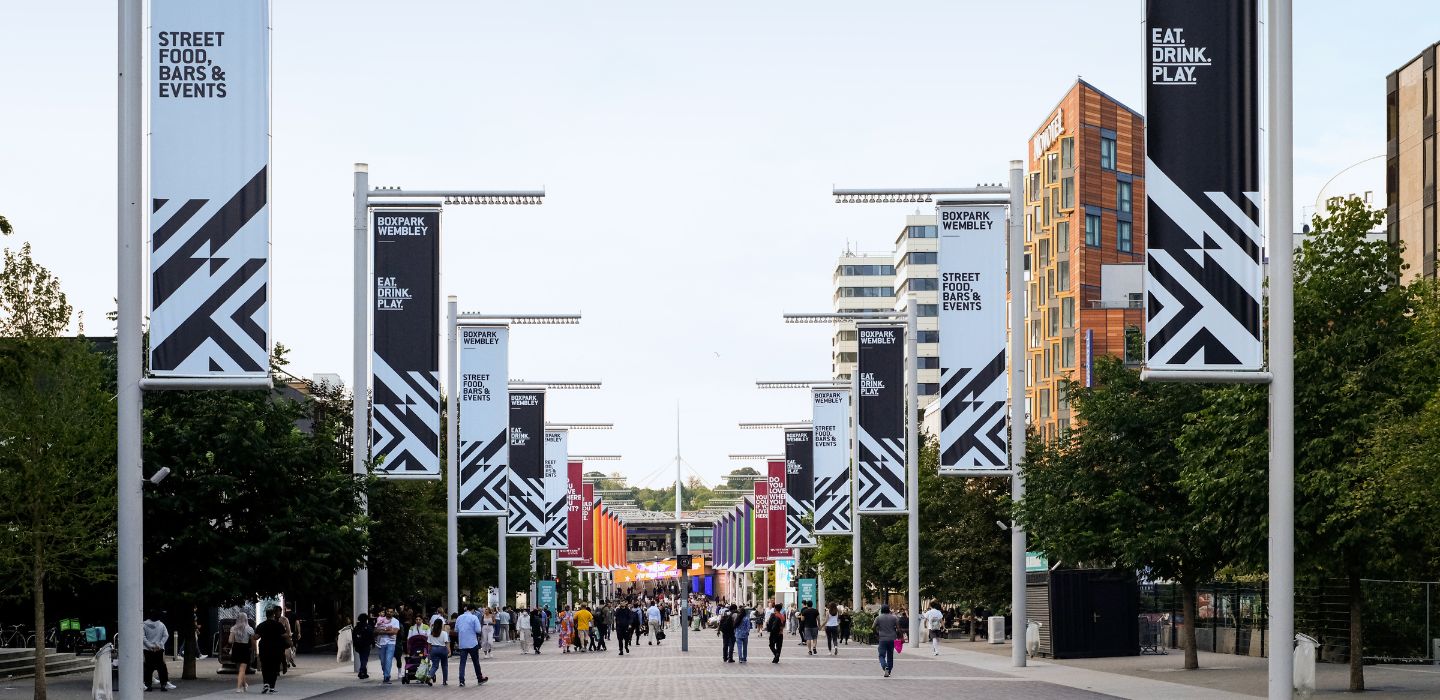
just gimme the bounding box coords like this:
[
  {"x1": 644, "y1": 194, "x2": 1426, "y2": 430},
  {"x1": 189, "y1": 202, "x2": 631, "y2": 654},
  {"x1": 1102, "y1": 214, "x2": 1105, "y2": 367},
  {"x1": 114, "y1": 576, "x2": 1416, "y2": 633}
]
[
  {"x1": 988, "y1": 616, "x2": 1005, "y2": 644},
  {"x1": 1025, "y1": 568, "x2": 1140, "y2": 658}
]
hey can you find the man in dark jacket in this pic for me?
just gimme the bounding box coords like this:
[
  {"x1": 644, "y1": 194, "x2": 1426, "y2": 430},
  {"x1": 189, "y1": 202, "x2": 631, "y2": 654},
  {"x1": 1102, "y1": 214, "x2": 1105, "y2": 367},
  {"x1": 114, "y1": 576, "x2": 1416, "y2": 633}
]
[
  {"x1": 765, "y1": 603, "x2": 785, "y2": 663},
  {"x1": 613, "y1": 604, "x2": 634, "y2": 656},
  {"x1": 718, "y1": 608, "x2": 736, "y2": 662},
  {"x1": 352, "y1": 614, "x2": 375, "y2": 680}
]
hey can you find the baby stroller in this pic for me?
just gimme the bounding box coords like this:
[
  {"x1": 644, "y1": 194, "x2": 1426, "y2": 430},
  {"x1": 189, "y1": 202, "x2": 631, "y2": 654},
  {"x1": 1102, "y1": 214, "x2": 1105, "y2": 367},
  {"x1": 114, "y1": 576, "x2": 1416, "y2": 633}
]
[{"x1": 402, "y1": 632, "x2": 433, "y2": 685}]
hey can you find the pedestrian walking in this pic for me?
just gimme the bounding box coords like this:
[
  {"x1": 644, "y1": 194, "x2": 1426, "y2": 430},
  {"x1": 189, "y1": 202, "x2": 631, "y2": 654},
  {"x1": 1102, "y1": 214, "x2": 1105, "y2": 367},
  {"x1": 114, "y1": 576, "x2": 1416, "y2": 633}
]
[
  {"x1": 800, "y1": 600, "x2": 820, "y2": 655},
  {"x1": 646, "y1": 602, "x2": 663, "y2": 645},
  {"x1": 481, "y1": 608, "x2": 496, "y2": 659},
  {"x1": 374, "y1": 608, "x2": 398, "y2": 684},
  {"x1": 613, "y1": 603, "x2": 633, "y2": 656},
  {"x1": 230, "y1": 612, "x2": 255, "y2": 693},
  {"x1": 496, "y1": 607, "x2": 511, "y2": 643},
  {"x1": 529, "y1": 608, "x2": 545, "y2": 654},
  {"x1": 454, "y1": 605, "x2": 484, "y2": 685},
  {"x1": 734, "y1": 608, "x2": 751, "y2": 664},
  {"x1": 839, "y1": 608, "x2": 852, "y2": 645},
  {"x1": 427, "y1": 621, "x2": 450, "y2": 685},
  {"x1": 515, "y1": 608, "x2": 532, "y2": 654},
  {"x1": 924, "y1": 601, "x2": 945, "y2": 656},
  {"x1": 557, "y1": 606, "x2": 574, "y2": 653},
  {"x1": 824, "y1": 603, "x2": 841, "y2": 655},
  {"x1": 632, "y1": 603, "x2": 645, "y2": 646},
  {"x1": 718, "y1": 605, "x2": 736, "y2": 662},
  {"x1": 874, "y1": 605, "x2": 903, "y2": 678},
  {"x1": 276, "y1": 607, "x2": 295, "y2": 674},
  {"x1": 766, "y1": 603, "x2": 786, "y2": 663},
  {"x1": 575, "y1": 605, "x2": 593, "y2": 652},
  {"x1": 351, "y1": 613, "x2": 374, "y2": 680},
  {"x1": 255, "y1": 607, "x2": 288, "y2": 694},
  {"x1": 597, "y1": 603, "x2": 612, "y2": 650},
  {"x1": 142, "y1": 609, "x2": 174, "y2": 692}
]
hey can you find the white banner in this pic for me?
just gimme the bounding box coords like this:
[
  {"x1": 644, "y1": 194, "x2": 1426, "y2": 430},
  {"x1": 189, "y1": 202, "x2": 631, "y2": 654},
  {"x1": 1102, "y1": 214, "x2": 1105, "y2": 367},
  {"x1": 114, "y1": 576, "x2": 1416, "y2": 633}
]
[
  {"x1": 937, "y1": 203, "x2": 1010, "y2": 472},
  {"x1": 811, "y1": 388, "x2": 851, "y2": 534},
  {"x1": 536, "y1": 430, "x2": 568, "y2": 550},
  {"x1": 148, "y1": 0, "x2": 270, "y2": 376},
  {"x1": 458, "y1": 326, "x2": 508, "y2": 515}
]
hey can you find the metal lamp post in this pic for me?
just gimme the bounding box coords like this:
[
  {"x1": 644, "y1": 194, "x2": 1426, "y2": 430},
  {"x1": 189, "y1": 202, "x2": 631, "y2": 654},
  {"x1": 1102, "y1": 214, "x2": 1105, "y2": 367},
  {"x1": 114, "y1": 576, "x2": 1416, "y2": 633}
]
[
  {"x1": 352, "y1": 167, "x2": 544, "y2": 622},
  {"x1": 774, "y1": 310, "x2": 906, "y2": 617},
  {"x1": 831, "y1": 171, "x2": 1024, "y2": 662}
]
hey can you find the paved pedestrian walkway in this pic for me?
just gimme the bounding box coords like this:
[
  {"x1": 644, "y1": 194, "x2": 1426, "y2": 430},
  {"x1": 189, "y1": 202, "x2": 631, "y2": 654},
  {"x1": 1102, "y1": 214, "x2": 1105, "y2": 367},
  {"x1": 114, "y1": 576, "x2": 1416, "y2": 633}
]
[{"x1": 16, "y1": 630, "x2": 1440, "y2": 699}]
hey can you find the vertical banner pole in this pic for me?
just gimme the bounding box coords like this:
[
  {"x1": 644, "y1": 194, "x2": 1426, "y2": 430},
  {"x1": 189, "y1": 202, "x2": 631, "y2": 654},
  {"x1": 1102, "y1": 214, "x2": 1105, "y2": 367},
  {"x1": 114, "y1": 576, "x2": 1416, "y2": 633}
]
[
  {"x1": 905, "y1": 298, "x2": 920, "y2": 643},
  {"x1": 117, "y1": 0, "x2": 144, "y2": 691},
  {"x1": 446, "y1": 297, "x2": 459, "y2": 614},
  {"x1": 851, "y1": 369, "x2": 862, "y2": 611},
  {"x1": 1008, "y1": 160, "x2": 1028, "y2": 667},
  {"x1": 530, "y1": 538, "x2": 538, "y2": 608},
  {"x1": 498, "y1": 516, "x2": 507, "y2": 608},
  {"x1": 352, "y1": 164, "x2": 370, "y2": 621},
  {"x1": 1267, "y1": 0, "x2": 1295, "y2": 695}
]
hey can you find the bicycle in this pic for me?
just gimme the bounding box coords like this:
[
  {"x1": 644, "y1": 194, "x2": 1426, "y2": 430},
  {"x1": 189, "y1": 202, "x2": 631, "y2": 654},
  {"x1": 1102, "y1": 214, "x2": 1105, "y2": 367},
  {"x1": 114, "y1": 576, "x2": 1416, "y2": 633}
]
[{"x1": 0, "y1": 625, "x2": 28, "y2": 648}]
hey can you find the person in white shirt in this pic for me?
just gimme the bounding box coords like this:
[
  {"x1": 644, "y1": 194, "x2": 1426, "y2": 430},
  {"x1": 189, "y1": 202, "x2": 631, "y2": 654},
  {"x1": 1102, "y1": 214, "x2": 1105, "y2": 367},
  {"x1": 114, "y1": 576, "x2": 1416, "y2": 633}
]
[
  {"x1": 515, "y1": 609, "x2": 532, "y2": 653},
  {"x1": 923, "y1": 601, "x2": 946, "y2": 655},
  {"x1": 142, "y1": 610, "x2": 175, "y2": 691},
  {"x1": 427, "y1": 622, "x2": 451, "y2": 685},
  {"x1": 374, "y1": 610, "x2": 400, "y2": 684}
]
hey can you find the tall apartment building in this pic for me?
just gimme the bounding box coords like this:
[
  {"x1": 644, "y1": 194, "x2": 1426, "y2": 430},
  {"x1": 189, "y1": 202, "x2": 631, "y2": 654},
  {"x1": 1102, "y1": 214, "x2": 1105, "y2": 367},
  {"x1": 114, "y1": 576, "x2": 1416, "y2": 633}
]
[
  {"x1": 831, "y1": 251, "x2": 895, "y2": 380},
  {"x1": 829, "y1": 217, "x2": 942, "y2": 407},
  {"x1": 893, "y1": 215, "x2": 940, "y2": 402},
  {"x1": 1025, "y1": 80, "x2": 1146, "y2": 441},
  {"x1": 1387, "y1": 41, "x2": 1439, "y2": 282}
]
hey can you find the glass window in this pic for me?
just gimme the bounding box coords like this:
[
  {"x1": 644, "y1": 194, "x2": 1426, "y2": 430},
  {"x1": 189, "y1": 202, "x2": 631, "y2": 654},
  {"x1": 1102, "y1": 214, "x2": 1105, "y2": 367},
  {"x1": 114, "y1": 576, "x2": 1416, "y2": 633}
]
[
  {"x1": 838, "y1": 286, "x2": 894, "y2": 298},
  {"x1": 1062, "y1": 336, "x2": 1075, "y2": 368},
  {"x1": 908, "y1": 225, "x2": 938, "y2": 238},
  {"x1": 916, "y1": 330, "x2": 939, "y2": 344},
  {"x1": 1060, "y1": 137, "x2": 1074, "y2": 169},
  {"x1": 1117, "y1": 180, "x2": 1132, "y2": 214},
  {"x1": 917, "y1": 304, "x2": 938, "y2": 317},
  {"x1": 905, "y1": 278, "x2": 938, "y2": 292},
  {"x1": 1042, "y1": 193, "x2": 1052, "y2": 227},
  {"x1": 836, "y1": 352, "x2": 857, "y2": 363},
  {"x1": 1038, "y1": 239, "x2": 1050, "y2": 269},
  {"x1": 836, "y1": 330, "x2": 857, "y2": 341},
  {"x1": 1085, "y1": 214, "x2": 1102, "y2": 247},
  {"x1": 1123, "y1": 325, "x2": 1143, "y2": 364},
  {"x1": 1100, "y1": 135, "x2": 1117, "y2": 170},
  {"x1": 916, "y1": 356, "x2": 940, "y2": 369},
  {"x1": 1426, "y1": 136, "x2": 1436, "y2": 193},
  {"x1": 1028, "y1": 172, "x2": 1041, "y2": 202},
  {"x1": 917, "y1": 383, "x2": 939, "y2": 396},
  {"x1": 1062, "y1": 297, "x2": 1075, "y2": 328},
  {"x1": 1058, "y1": 383, "x2": 1069, "y2": 412},
  {"x1": 1056, "y1": 221, "x2": 1069, "y2": 252},
  {"x1": 1046, "y1": 153, "x2": 1059, "y2": 184},
  {"x1": 840, "y1": 264, "x2": 895, "y2": 276},
  {"x1": 1057, "y1": 260, "x2": 1070, "y2": 291},
  {"x1": 1030, "y1": 319, "x2": 1041, "y2": 348},
  {"x1": 1039, "y1": 388, "x2": 1051, "y2": 418},
  {"x1": 1062, "y1": 177, "x2": 1074, "y2": 209},
  {"x1": 906, "y1": 251, "x2": 937, "y2": 265},
  {"x1": 1117, "y1": 221, "x2": 1133, "y2": 253}
]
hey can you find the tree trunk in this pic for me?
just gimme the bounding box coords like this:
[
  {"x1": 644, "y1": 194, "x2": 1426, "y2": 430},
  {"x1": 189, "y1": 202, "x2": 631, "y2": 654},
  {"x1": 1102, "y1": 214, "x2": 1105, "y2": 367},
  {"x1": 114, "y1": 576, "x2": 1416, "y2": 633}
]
[
  {"x1": 1181, "y1": 580, "x2": 1199, "y2": 670},
  {"x1": 1349, "y1": 570, "x2": 1365, "y2": 692},
  {"x1": 33, "y1": 556, "x2": 46, "y2": 700}
]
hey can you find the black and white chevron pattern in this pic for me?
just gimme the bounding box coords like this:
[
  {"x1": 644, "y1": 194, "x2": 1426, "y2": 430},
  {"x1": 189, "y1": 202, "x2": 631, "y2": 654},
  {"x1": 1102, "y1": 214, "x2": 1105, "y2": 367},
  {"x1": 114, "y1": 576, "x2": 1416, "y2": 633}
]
[
  {"x1": 785, "y1": 494, "x2": 816, "y2": 548},
  {"x1": 507, "y1": 476, "x2": 546, "y2": 536},
  {"x1": 371, "y1": 355, "x2": 440, "y2": 476},
  {"x1": 149, "y1": 167, "x2": 269, "y2": 374},
  {"x1": 459, "y1": 429, "x2": 507, "y2": 514},
  {"x1": 857, "y1": 428, "x2": 905, "y2": 512},
  {"x1": 537, "y1": 492, "x2": 567, "y2": 549},
  {"x1": 813, "y1": 473, "x2": 851, "y2": 534},
  {"x1": 939, "y1": 350, "x2": 1008, "y2": 471},
  {"x1": 1145, "y1": 159, "x2": 1263, "y2": 368}
]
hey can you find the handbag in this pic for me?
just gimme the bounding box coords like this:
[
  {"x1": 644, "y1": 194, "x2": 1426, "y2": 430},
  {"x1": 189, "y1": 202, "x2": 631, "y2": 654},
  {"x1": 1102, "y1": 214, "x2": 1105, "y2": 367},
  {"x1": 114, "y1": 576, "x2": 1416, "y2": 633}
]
[
  {"x1": 894, "y1": 638, "x2": 904, "y2": 653},
  {"x1": 656, "y1": 629, "x2": 666, "y2": 641}
]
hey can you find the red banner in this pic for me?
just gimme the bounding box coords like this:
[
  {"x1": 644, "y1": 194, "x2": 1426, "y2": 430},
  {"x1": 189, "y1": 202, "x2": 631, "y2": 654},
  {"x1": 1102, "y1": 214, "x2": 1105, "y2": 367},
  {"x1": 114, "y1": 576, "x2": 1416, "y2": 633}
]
[
  {"x1": 767, "y1": 460, "x2": 789, "y2": 560},
  {"x1": 578, "y1": 483, "x2": 595, "y2": 567},
  {"x1": 558, "y1": 461, "x2": 583, "y2": 561}
]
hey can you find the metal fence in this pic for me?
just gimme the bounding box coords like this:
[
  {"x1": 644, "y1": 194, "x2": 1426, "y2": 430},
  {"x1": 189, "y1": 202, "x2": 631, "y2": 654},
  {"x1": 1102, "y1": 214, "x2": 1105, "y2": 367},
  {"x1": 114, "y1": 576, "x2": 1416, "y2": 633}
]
[{"x1": 1137, "y1": 579, "x2": 1439, "y2": 662}]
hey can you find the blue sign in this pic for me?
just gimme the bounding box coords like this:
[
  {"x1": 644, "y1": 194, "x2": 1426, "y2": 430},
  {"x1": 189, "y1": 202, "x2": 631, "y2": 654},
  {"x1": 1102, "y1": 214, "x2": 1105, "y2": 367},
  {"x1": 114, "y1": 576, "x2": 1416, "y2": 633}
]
[
  {"x1": 797, "y1": 578, "x2": 817, "y2": 607},
  {"x1": 538, "y1": 580, "x2": 557, "y2": 615}
]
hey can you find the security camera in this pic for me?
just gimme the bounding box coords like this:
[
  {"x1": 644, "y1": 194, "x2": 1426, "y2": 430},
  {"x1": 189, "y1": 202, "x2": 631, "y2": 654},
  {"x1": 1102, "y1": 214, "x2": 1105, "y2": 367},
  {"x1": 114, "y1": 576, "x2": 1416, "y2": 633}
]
[
  {"x1": 148, "y1": 467, "x2": 171, "y2": 485},
  {"x1": 995, "y1": 520, "x2": 1009, "y2": 531},
  {"x1": 460, "y1": 548, "x2": 470, "y2": 556}
]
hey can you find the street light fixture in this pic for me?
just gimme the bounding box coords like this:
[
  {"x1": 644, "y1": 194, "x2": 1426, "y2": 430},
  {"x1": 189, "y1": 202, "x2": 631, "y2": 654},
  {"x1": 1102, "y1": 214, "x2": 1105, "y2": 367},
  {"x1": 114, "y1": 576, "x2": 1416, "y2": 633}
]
[
  {"x1": 738, "y1": 421, "x2": 811, "y2": 430},
  {"x1": 353, "y1": 166, "x2": 545, "y2": 624},
  {"x1": 829, "y1": 164, "x2": 1025, "y2": 663}
]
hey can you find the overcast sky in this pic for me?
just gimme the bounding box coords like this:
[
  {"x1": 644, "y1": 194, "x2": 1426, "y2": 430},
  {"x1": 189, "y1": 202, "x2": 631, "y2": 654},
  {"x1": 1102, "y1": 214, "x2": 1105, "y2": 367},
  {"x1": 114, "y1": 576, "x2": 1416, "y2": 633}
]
[{"x1": 2, "y1": 1, "x2": 1433, "y2": 488}]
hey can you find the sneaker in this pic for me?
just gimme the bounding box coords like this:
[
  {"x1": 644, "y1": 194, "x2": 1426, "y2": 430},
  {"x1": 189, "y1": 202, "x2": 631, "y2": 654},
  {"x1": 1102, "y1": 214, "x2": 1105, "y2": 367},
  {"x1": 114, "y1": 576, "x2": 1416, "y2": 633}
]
[
  {"x1": 234, "y1": 689, "x2": 244, "y2": 694},
  {"x1": 164, "y1": 683, "x2": 177, "y2": 690},
  {"x1": 884, "y1": 669, "x2": 891, "y2": 678}
]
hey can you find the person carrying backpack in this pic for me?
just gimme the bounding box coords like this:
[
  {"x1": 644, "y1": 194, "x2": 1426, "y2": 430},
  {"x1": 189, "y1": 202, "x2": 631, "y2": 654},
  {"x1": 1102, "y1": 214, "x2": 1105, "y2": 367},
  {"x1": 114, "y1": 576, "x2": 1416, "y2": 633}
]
[{"x1": 765, "y1": 604, "x2": 786, "y2": 663}]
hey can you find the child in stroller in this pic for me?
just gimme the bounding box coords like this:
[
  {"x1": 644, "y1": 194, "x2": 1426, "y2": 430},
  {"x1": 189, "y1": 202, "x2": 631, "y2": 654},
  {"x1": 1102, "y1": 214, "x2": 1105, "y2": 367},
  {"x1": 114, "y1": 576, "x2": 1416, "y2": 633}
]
[{"x1": 402, "y1": 629, "x2": 434, "y2": 685}]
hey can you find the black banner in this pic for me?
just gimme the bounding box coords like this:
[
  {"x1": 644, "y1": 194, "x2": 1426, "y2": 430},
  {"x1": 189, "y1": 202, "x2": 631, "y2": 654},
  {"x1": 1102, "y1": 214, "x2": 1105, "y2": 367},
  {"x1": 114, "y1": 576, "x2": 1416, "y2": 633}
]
[
  {"x1": 507, "y1": 390, "x2": 546, "y2": 535},
  {"x1": 1144, "y1": 0, "x2": 1263, "y2": 371},
  {"x1": 857, "y1": 325, "x2": 906, "y2": 512},
  {"x1": 784, "y1": 429, "x2": 816, "y2": 548},
  {"x1": 371, "y1": 209, "x2": 440, "y2": 477}
]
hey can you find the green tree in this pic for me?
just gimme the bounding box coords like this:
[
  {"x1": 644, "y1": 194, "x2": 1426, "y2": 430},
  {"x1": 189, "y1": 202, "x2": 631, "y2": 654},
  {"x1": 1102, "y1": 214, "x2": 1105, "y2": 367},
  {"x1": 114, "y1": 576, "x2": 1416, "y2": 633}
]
[
  {"x1": 141, "y1": 350, "x2": 370, "y2": 629},
  {"x1": 0, "y1": 234, "x2": 115, "y2": 699},
  {"x1": 1017, "y1": 358, "x2": 1224, "y2": 669}
]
